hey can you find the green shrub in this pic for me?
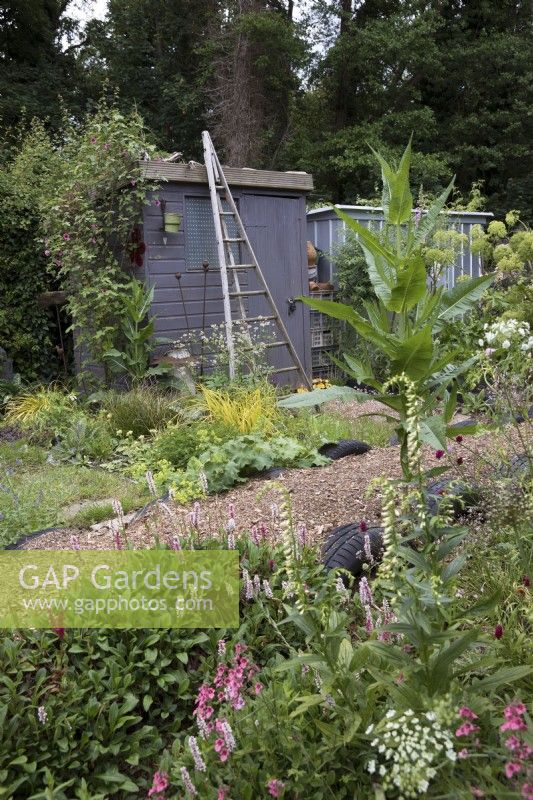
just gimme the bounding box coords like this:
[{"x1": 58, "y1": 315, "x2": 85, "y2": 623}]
[
  {"x1": 151, "y1": 423, "x2": 203, "y2": 470},
  {"x1": 50, "y1": 413, "x2": 116, "y2": 464},
  {"x1": 188, "y1": 434, "x2": 329, "y2": 493},
  {"x1": 100, "y1": 387, "x2": 180, "y2": 438},
  {"x1": 0, "y1": 628, "x2": 212, "y2": 798}
]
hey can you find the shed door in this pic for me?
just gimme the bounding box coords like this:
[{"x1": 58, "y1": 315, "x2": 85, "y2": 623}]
[{"x1": 241, "y1": 194, "x2": 309, "y2": 382}]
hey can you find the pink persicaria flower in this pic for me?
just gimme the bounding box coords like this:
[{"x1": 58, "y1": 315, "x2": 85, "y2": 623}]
[
  {"x1": 501, "y1": 717, "x2": 527, "y2": 732},
  {"x1": 254, "y1": 682, "x2": 263, "y2": 695},
  {"x1": 148, "y1": 771, "x2": 169, "y2": 798},
  {"x1": 456, "y1": 722, "x2": 480, "y2": 737},
  {"x1": 459, "y1": 707, "x2": 478, "y2": 720},
  {"x1": 505, "y1": 736, "x2": 522, "y2": 751},
  {"x1": 217, "y1": 788, "x2": 229, "y2": 800},
  {"x1": 214, "y1": 738, "x2": 225, "y2": 753},
  {"x1": 267, "y1": 779, "x2": 286, "y2": 798},
  {"x1": 494, "y1": 624, "x2": 504, "y2": 639},
  {"x1": 521, "y1": 784, "x2": 533, "y2": 800},
  {"x1": 435, "y1": 449, "x2": 445, "y2": 459},
  {"x1": 504, "y1": 703, "x2": 527, "y2": 718},
  {"x1": 505, "y1": 762, "x2": 522, "y2": 779},
  {"x1": 62, "y1": 233, "x2": 70, "y2": 241}
]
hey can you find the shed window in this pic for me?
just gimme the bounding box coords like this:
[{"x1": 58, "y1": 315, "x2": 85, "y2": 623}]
[{"x1": 185, "y1": 196, "x2": 240, "y2": 270}]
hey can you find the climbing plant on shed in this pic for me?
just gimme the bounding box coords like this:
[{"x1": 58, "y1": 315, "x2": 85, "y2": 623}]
[{"x1": 43, "y1": 103, "x2": 158, "y2": 381}]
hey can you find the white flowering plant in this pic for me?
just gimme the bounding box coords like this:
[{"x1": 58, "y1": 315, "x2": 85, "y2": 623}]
[{"x1": 366, "y1": 708, "x2": 457, "y2": 798}]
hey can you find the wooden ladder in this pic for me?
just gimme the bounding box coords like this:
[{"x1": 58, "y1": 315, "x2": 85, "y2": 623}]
[{"x1": 202, "y1": 130, "x2": 311, "y2": 388}]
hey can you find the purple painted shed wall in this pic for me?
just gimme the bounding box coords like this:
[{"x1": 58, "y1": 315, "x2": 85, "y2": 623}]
[{"x1": 141, "y1": 183, "x2": 311, "y2": 385}]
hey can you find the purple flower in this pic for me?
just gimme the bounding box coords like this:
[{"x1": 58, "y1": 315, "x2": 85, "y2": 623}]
[
  {"x1": 103, "y1": 142, "x2": 110, "y2": 151},
  {"x1": 153, "y1": 199, "x2": 161, "y2": 207},
  {"x1": 435, "y1": 449, "x2": 445, "y2": 459},
  {"x1": 62, "y1": 233, "x2": 70, "y2": 241},
  {"x1": 360, "y1": 520, "x2": 368, "y2": 532},
  {"x1": 494, "y1": 624, "x2": 504, "y2": 639},
  {"x1": 44, "y1": 249, "x2": 50, "y2": 257},
  {"x1": 90, "y1": 136, "x2": 97, "y2": 144}
]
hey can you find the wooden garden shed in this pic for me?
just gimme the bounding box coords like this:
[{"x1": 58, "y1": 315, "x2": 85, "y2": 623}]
[{"x1": 137, "y1": 161, "x2": 314, "y2": 384}]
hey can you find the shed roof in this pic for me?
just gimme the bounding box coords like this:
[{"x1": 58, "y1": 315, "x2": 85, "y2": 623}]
[
  {"x1": 307, "y1": 204, "x2": 493, "y2": 219},
  {"x1": 141, "y1": 161, "x2": 314, "y2": 192}
]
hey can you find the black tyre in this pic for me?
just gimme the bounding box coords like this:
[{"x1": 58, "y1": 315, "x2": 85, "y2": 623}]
[
  {"x1": 496, "y1": 453, "x2": 533, "y2": 480},
  {"x1": 318, "y1": 439, "x2": 371, "y2": 460},
  {"x1": 447, "y1": 418, "x2": 477, "y2": 434},
  {"x1": 322, "y1": 523, "x2": 383, "y2": 577},
  {"x1": 426, "y1": 478, "x2": 481, "y2": 517},
  {"x1": 259, "y1": 467, "x2": 286, "y2": 480}
]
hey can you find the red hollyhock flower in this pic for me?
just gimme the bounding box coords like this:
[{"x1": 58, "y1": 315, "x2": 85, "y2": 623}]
[
  {"x1": 435, "y1": 450, "x2": 445, "y2": 459},
  {"x1": 522, "y1": 575, "x2": 531, "y2": 588},
  {"x1": 455, "y1": 435, "x2": 464, "y2": 443},
  {"x1": 494, "y1": 624, "x2": 504, "y2": 639},
  {"x1": 360, "y1": 521, "x2": 368, "y2": 532},
  {"x1": 456, "y1": 457, "x2": 464, "y2": 465}
]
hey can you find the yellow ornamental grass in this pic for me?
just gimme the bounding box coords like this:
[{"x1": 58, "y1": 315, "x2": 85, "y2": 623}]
[
  {"x1": 5, "y1": 388, "x2": 76, "y2": 430},
  {"x1": 199, "y1": 385, "x2": 278, "y2": 434}
]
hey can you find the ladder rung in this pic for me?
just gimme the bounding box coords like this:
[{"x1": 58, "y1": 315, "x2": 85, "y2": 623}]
[
  {"x1": 223, "y1": 237, "x2": 245, "y2": 243},
  {"x1": 265, "y1": 341, "x2": 288, "y2": 348},
  {"x1": 227, "y1": 264, "x2": 255, "y2": 270},
  {"x1": 271, "y1": 366, "x2": 299, "y2": 374},
  {"x1": 220, "y1": 211, "x2": 235, "y2": 216},
  {"x1": 245, "y1": 316, "x2": 277, "y2": 323},
  {"x1": 229, "y1": 289, "x2": 267, "y2": 297}
]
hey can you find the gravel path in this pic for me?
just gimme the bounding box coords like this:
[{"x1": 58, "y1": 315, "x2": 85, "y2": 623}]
[{"x1": 19, "y1": 400, "x2": 528, "y2": 551}]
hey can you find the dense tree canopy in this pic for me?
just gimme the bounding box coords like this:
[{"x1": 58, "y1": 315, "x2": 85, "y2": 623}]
[{"x1": 0, "y1": 0, "x2": 531, "y2": 217}]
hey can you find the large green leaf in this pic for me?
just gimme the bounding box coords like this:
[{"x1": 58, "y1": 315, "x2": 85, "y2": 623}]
[
  {"x1": 334, "y1": 206, "x2": 397, "y2": 275},
  {"x1": 435, "y1": 273, "x2": 494, "y2": 327},
  {"x1": 301, "y1": 296, "x2": 397, "y2": 355},
  {"x1": 363, "y1": 299, "x2": 391, "y2": 334},
  {"x1": 334, "y1": 353, "x2": 381, "y2": 390},
  {"x1": 471, "y1": 665, "x2": 533, "y2": 692},
  {"x1": 389, "y1": 254, "x2": 427, "y2": 313},
  {"x1": 419, "y1": 415, "x2": 447, "y2": 450},
  {"x1": 413, "y1": 177, "x2": 455, "y2": 247},
  {"x1": 278, "y1": 386, "x2": 368, "y2": 409},
  {"x1": 391, "y1": 325, "x2": 433, "y2": 380},
  {"x1": 370, "y1": 139, "x2": 413, "y2": 225}
]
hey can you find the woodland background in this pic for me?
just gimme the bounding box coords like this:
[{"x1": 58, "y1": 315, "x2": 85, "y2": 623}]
[{"x1": 1, "y1": 0, "x2": 532, "y2": 219}]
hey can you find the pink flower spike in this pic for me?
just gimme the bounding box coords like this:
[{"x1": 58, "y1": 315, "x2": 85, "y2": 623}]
[
  {"x1": 505, "y1": 736, "x2": 522, "y2": 751},
  {"x1": 254, "y1": 682, "x2": 263, "y2": 695},
  {"x1": 459, "y1": 707, "x2": 478, "y2": 720},
  {"x1": 501, "y1": 717, "x2": 527, "y2": 732},
  {"x1": 218, "y1": 748, "x2": 229, "y2": 762},
  {"x1": 505, "y1": 762, "x2": 522, "y2": 779},
  {"x1": 214, "y1": 738, "x2": 225, "y2": 753},
  {"x1": 521, "y1": 784, "x2": 533, "y2": 800},
  {"x1": 267, "y1": 779, "x2": 286, "y2": 798},
  {"x1": 456, "y1": 722, "x2": 480, "y2": 737}
]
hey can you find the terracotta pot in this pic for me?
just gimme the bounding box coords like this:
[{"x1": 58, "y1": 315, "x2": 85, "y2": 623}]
[{"x1": 307, "y1": 240, "x2": 317, "y2": 266}]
